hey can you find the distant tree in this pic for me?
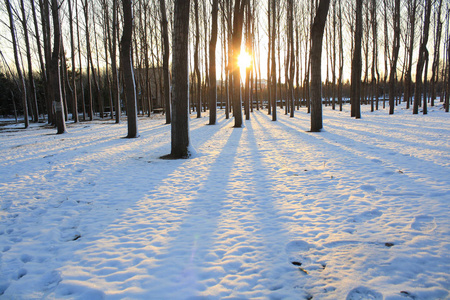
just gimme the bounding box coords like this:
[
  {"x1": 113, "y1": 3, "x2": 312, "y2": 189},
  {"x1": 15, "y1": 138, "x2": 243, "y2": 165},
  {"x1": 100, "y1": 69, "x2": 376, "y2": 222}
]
[
  {"x1": 194, "y1": 0, "x2": 202, "y2": 118},
  {"x1": 430, "y1": 0, "x2": 443, "y2": 107},
  {"x1": 310, "y1": 0, "x2": 330, "y2": 132},
  {"x1": 121, "y1": 0, "x2": 139, "y2": 138},
  {"x1": 19, "y1": 0, "x2": 39, "y2": 123},
  {"x1": 270, "y1": 0, "x2": 276, "y2": 121},
  {"x1": 5, "y1": 0, "x2": 29, "y2": 129},
  {"x1": 414, "y1": 0, "x2": 432, "y2": 114},
  {"x1": 112, "y1": 0, "x2": 121, "y2": 123},
  {"x1": 49, "y1": 0, "x2": 66, "y2": 134},
  {"x1": 167, "y1": 0, "x2": 191, "y2": 158},
  {"x1": 230, "y1": 0, "x2": 246, "y2": 127},
  {"x1": 404, "y1": 0, "x2": 418, "y2": 110},
  {"x1": 389, "y1": 0, "x2": 400, "y2": 115},
  {"x1": 350, "y1": 0, "x2": 362, "y2": 119},
  {"x1": 160, "y1": 0, "x2": 171, "y2": 124},
  {"x1": 68, "y1": 0, "x2": 78, "y2": 122},
  {"x1": 209, "y1": 0, "x2": 219, "y2": 125}
]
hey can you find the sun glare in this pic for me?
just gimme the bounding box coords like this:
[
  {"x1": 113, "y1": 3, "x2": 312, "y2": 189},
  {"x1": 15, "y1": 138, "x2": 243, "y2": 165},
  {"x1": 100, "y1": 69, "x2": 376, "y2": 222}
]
[
  {"x1": 238, "y1": 51, "x2": 252, "y2": 81},
  {"x1": 238, "y1": 52, "x2": 252, "y2": 70}
]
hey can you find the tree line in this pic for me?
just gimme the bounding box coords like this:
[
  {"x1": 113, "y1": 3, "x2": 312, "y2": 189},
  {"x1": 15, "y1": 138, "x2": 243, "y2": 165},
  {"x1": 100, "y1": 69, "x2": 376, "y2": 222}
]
[{"x1": 1, "y1": 0, "x2": 449, "y2": 156}]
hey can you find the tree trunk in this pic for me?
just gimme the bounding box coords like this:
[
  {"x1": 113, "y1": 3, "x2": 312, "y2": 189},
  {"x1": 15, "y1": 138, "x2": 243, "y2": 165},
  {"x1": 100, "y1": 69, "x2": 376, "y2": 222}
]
[
  {"x1": 83, "y1": 0, "x2": 93, "y2": 120},
  {"x1": 350, "y1": 0, "x2": 362, "y2": 119},
  {"x1": 5, "y1": 0, "x2": 29, "y2": 128},
  {"x1": 231, "y1": 0, "x2": 246, "y2": 127},
  {"x1": 122, "y1": 0, "x2": 139, "y2": 138},
  {"x1": 389, "y1": 0, "x2": 400, "y2": 115},
  {"x1": 168, "y1": 0, "x2": 191, "y2": 158},
  {"x1": 194, "y1": 0, "x2": 202, "y2": 118},
  {"x1": 271, "y1": 0, "x2": 277, "y2": 121},
  {"x1": 112, "y1": 0, "x2": 120, "y2": 123},
  {"x1": 209, "y1": 0, "x2": 219, "y2": 125},
  {"x1": 310, "y1": 0, "x2": 331, "y2": 132},
  {"x1": 68, "y1": 0, "x2": 78, "y2": 122},
  {"x1": 20, "y1": 0, "x2": 39, "y2": 123},
  {"x1": 160, "y1": 0, "x2": 171, "y2": 124},
  {"x1": 50, "y1": 0, "x2": 66, "y2": 134},
  {"x1": 414, "y1": 0, "x2": 432, "y2": 114},
  {"x1": 404, "y1": 0, "x2": 417, "y2": 110}
]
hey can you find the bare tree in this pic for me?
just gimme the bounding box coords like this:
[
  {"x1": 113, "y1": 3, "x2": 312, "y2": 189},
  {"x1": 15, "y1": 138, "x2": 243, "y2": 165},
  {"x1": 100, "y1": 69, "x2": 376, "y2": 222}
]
[
  {"x1": 68, "y1": 0, "x2": 78, "y2": 122},
  {"x1": 49, "y1": 0, "x2": 66, "y2": 133},
  {"x1": 414, "y1": 0, "x2": 432, "y2": 114},
  {"x1": 160, "y1": 0, "x2": 171, "y2": 124},
  {"x1": 431, "y1": 0, "x2": 443, "y2": 107},
  {"x1": 350, "y1": 0, "x2": 362, "y2": 119},
  {"x1": 167, "y1": 0, "x2": 191, "y2": 158},
  {"x1": 122, "y1": 0, "x2": 139, "y2": 138},
  {"x1": 194, "y1": 0, "x2": 202, "y2": 118},
  {"x1": 310, "y1": 0, "x2": 331, "y2": 132},
  {"x1": 209, "y1": 0, "x2": 219, "y2": 125},
  {"x1": 389, "y1": 0, "x2": 401, "y2": 115},
  {"x1": 231, "y1": 0, "x2": 246, "y2": 127},
  {"x1": 19, "y1": 0, "x2": 39, "y2": 123},
  {"x1": 5, "y1": 0, "x2": 29, "y2": 128}
]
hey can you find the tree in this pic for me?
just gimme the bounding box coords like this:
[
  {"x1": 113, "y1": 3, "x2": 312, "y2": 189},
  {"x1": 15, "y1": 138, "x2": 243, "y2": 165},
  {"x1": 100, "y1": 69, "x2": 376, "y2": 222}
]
[
  {"x1": 68, "y1": 0, "x2": 78, "y2": 122},
  {"x1": 310, "y1": 0, "x2": 331, "y2": 132},
  {"x1": 209, "y1": 0, "x2": 219, "y2": 125},
  {"x1": 404, "y1": 0, "x2": 418, "y2": 110},
  {"x1": 121, "y1": 0, "x2": 139, "y2": 138},
  {"x1": 270, "y1": 0, "x2": 276, "y2": 121},
  {"x1": 231, "y1": 0, "x2": 246, "y2": 127},
  {"x1": 389, "y1": 0, "x2": 400, "y2": 115},
  {"x1": 19, "y1": 0, "x2": 39, "y2": 123},
  {"x1": 350, "y1": 0, "x2": 362, "y2": 119},
  {"x1": 49, "y1": 0, "x2": 66, "y2": 134},
  {"x1": 414, "y1": 0, "x2": 432, "y2": 114},
  {"x1": 431, "y1": 0, "x2": 443, "y2": 107},
  {"x1": 160, "y1": 0, "x2": 171, "y2": 124},
  {"x1": 194, "y1": 0, "x2": 202, "y2": 118},
  {"x1": 112, "y1": 0, "x2": 121, "y2": 123},
  {"x1": 167, "y1": 0, "x2": 191, "y2": 158},
  {"x1": 5, "y1": 0, "x2": 29, "y2": 129}
]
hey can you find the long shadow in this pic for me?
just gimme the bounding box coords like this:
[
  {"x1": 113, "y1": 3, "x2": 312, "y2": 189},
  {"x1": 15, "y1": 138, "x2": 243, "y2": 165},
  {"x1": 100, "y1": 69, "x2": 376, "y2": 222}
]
[
  {"x1": 273, "y1": 114, "x2": 449, "y2": 202},
  {"x1": 50, "y1": 124, "x2": 244, "y2": 299},
  {"x1": 139, "y1": 126, "x2": 245, "y2": 297},
  {"x1": 279, "y1": 113, "x2": 450, "y2": 182}
]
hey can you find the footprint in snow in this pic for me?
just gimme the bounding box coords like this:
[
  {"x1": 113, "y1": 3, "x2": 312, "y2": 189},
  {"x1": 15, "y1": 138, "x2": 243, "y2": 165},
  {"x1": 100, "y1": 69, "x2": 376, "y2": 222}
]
[
  {"x1": 411, "y1": 215, "x2": 436, "y2": 232},
  {"x1": 349, "y1": 209, "x2": 383, "y2": 223},
  {"x1": 285, "y1": 240, "x2": 321, "y2": 274},
  {"x1": 360, "y1": 184, "x2": 377, "y2": 192},
  {"x1": 346, "y1": 286, "x2": 383, "y2": 300}
]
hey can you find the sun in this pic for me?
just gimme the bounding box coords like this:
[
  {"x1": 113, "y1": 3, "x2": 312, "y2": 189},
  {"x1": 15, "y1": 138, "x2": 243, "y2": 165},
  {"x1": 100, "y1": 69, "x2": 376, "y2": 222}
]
[
  {"x1": 238, "y1": 51, "x2": 252, "y2": 70},
  {"x1": 237, "y1": 51, "x2": 252, "y2": 81}
]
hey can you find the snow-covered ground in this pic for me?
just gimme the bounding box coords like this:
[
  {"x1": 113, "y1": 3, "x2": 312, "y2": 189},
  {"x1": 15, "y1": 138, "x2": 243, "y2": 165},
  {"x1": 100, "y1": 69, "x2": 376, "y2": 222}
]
[{"x1": 0, "y1": 103, "x2": 449, "y2": 300}]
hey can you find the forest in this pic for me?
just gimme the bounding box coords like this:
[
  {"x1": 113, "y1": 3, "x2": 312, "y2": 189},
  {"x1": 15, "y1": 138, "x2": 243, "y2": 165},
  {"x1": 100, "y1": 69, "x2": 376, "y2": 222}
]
[
  {"x1": 1, "y1": 1, "x2": 449, "y2": 298},
  {"x1": 1, "y1": 0, "x2": 450, "y2": 142}
]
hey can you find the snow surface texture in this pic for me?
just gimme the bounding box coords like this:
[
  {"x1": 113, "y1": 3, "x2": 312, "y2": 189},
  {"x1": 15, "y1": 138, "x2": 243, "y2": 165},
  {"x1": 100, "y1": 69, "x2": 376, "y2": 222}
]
[{"x1": 0, "y1": 103, "x2": 449, "y2": 299}]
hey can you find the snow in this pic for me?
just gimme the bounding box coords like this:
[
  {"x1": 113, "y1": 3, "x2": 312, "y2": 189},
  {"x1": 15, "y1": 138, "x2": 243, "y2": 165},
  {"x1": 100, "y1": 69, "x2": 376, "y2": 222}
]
[{"x1": 0, "y1": 103, "x2": 449, "y2": 300}]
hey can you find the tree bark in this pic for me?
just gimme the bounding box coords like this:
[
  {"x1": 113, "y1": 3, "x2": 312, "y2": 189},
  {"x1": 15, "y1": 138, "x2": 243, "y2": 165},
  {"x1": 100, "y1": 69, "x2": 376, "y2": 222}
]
[
  {"x1": 310, "y1": 0, "x2": 330, "y2": 132},
  {"x1": 49, "y1": 0, "x2": 66, "y2": 134},
  {"x1": 121, "y1": 0, "x2": 139, "y2": 138},
  {"x1": 5, "y1": 0, "x2": 29, "y2": 128},
  {"x1": 209, "y1": 0, "x2": 219, "y2": 125},
  {"x1": 231, "y1": 0, "x2": 246, "y2": 127},
  {"x1": 20, "y1": 0, "x2": 39, "y2": 123},
  {"x1": 68, "y1": 0, "x2": 78, "y2": 122},
  {"x1": 168, "y1": 0, "x2": 191, "y2": 158},
  {"x1": 414, "y1": 0, "x2": 432, "y2": 114},
  {"x1": 350, "y1": 0, "x2": 362, "y2": 119},
  {"x1": 389, "y1": 0, "x2": 400, "y2": 115},
  {"x1": 160, "y1": 0, "x2": 171, "y2": 124}
]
